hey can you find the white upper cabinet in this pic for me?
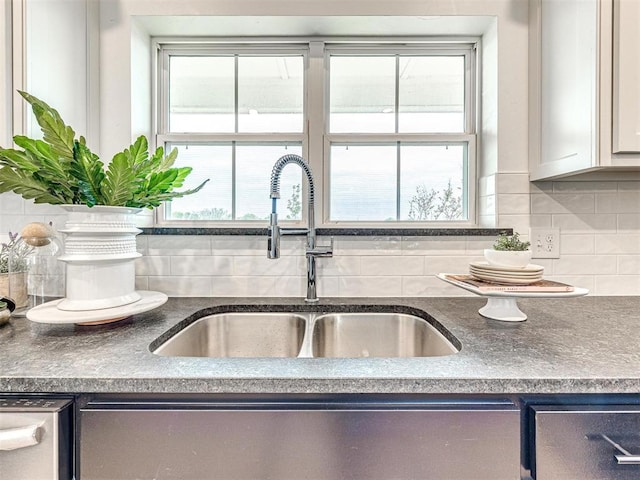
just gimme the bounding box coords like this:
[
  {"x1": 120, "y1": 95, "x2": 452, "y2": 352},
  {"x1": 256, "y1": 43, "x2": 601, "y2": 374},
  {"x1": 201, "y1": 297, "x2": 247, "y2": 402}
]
[
  {"x1": 530, "y1": 0, "x2": 640, "y2": 180},
  {"x1": 613, "y1": 0, "x2": 640, "y2": 153}
]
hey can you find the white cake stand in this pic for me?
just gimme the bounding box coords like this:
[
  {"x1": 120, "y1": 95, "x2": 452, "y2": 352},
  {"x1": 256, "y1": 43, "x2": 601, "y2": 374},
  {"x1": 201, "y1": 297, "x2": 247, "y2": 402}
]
[{"x1": 437, "y1": 273, "x2": 589, "y2": 322}]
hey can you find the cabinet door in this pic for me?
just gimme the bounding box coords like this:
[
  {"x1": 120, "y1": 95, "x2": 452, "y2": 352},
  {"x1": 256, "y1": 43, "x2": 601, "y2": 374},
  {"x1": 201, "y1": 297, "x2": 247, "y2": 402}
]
[
  {"x1": 536, "y1": 0, "x2": 599, "y2": 179},
  {"x1": 80, "y1": 401, "x2": 520, "y2": 480},
  {"x1": 612, "y1": 0, "x2": 640, "y2": 153},
  {"x1": 532, "y1": 405, "x2": 640, "y2": 480}
]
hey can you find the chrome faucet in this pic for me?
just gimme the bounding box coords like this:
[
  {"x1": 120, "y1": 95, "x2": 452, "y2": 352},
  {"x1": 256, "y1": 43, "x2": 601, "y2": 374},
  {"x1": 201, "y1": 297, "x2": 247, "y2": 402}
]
[{"x1": 268, "y1": 154, "x2": 333, "y2": 303}]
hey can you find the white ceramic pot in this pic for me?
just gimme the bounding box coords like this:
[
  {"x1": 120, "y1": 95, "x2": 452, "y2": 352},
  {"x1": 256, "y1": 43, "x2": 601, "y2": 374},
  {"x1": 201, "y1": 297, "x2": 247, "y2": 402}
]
[
  {"x1": 57, "y1": 205, "x2": 142, "y2": 311},
  {"x1": 483, "y1": 249, "x2": 532, "y2": 268}
]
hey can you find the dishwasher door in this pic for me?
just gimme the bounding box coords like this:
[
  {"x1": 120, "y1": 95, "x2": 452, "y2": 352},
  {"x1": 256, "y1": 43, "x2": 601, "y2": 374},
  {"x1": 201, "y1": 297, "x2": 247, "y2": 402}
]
[
  {"x1": 0, "y1": 398, "x2": 73, "y2": 480},
  {"x1": 80, "y1": 398, "x2": 520, "y2": 480}
]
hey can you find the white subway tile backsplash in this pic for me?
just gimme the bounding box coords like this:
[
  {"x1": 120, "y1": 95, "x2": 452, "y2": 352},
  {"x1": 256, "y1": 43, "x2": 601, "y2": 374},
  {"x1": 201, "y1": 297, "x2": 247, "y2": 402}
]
[
  {"x1": 465, "y1": 237, "x2": 495, "y2": 254},
  {"x1": 529, "y1": 181, "x2": 553, "y2": 194},
  {"x1": 318, "y1": 276, "x2": 341, "y2": 297},
  {"x1": 2, "y1": 176, "x2": 639, "y2": 298},
  {"x1": 360, "y1": 256, "x2": 423, "y2": 276},
  {"x1": 552, "y1": 214, "x2": 617, "y2": 233},
  {"x1": 497, "y1": 173, "x2": 530, "y2": 194},
  {"x1": 618, "y1": 214, "x2": 640, "y2": 231},
  {"x1": 595, "y1": 192, "x2": 640, "y2": 214},
  {"x1": 531, "y1": 193, "x2": 595, "y2": 214},
  {"x1": 233, "y1": 255, "x2": 302, "y2": 276},
  {"x1": 135, "y1": 276, "x2": 149, "y2": 291},
  {"x1": 334, "y1": 236, "x2": 401, "y2": 256},
  {"x1": 595, "y1": 234, "x2": 640, "y2": 255},
  {"x1": 617, "y1": 256, "x2": 640, "y2": 275},
  {"x1": 553, "y1": 255, "x2": 617, "y2": 275},
  {"x1": 402, "y1": 237, "x2": 466, "y2": 256},
  {"x1": 136, "y1": 256, "x2": 171, "y2": 276},
  {"x1": 135, "y1": 236, "x2": 148, "y2": 255},
  {"x1": 424, "y1": 256, "x2": 479, "y2": 275},
  {"x1": 546, "y1": 275, "x2": 594, "y2": 292},
  {"x1": 560, "y1": 234, "x2": 595, "y2": 255},
  {"x1": 553, "y1": 181, "x2": 617, "y2": 193},
  {"x1": 0, "y1": 193, "x2": 25, "y2": 214},
  {"x1": 148, "y1": 276, "x2": 213, "y2": 296},
  {"x1": 148, "y1": 235, "x2": 211, "y2": 256},
  {"x1": 339, "y1": 276, "x2": 402, "y2": 297},
  {"x1": 595, "y1": 275, "x2": 640, "y2": 295},
  {"x1": 315, "y1": 256, "x2": 361, "y2": 276},
  {"x1": 497, "y1": 215, "x2": 530, "y2": 236},
  {"x1": 212, "y1": 236, "x2": 265, "y2": 255},
  {"x1": 530, "y1": 214, "x2": 552, "y2": 228},
  {"x1": 211, "y1": 276, "x2": 303, "y2": 297},
  {"x1": 171, "y1": 256, "x2": 233, "y2": 276}
]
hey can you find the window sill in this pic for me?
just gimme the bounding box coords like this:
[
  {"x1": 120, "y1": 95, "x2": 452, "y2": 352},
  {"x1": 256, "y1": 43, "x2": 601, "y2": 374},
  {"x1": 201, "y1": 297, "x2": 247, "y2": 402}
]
[{"x1": 140, "y1": 227, "x2": 511, "y2": 237}]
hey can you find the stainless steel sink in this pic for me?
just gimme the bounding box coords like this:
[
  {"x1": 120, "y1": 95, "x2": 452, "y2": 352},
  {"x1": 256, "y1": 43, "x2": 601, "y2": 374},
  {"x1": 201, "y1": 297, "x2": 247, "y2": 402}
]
[
  {"x1": 311, "y1": 313, "x2": 458, "y2": 358},
  {"x1": 152, "y1": 309, "x2": 459, "y2": 358},
  {"x1": 153, "y1": 313, "x2": 306, "y2": 358}
]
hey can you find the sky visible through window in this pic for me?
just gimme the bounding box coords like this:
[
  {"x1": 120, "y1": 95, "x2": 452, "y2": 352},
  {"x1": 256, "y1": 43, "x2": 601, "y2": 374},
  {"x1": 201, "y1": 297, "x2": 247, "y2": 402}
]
[{"x1": 163, "y1": 50, "x2": 468, "y2": 222}]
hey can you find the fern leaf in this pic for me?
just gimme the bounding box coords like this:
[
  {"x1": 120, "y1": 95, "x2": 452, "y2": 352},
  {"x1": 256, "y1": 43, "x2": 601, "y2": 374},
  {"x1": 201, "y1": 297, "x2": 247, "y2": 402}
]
[
  {"x1": 128, "y1": 136, "x2": 149, "y2": 167},
  {"x1": 13, "y1": 136, "x2": 69, "y2": 178},
  {"x1": 157, "y1": 147, "x2": 178, "y2": 171},
  {"x1": 128, "y1": 178, "x2": 209, "y2": 209},
  {"x1": 0, "y1": 147, "x2": 40, "y2": 172},
  {"x1": 18, "y1": 91, "x2": 76, "y2": 161},
  {"x1": 102, "y1": 152, "x2": 137, "y2": 206},
  {"x1": 141, "y1": 169, "x2": 180, "y2": 194},
  {"x1": 0, "y1": 166, "x2": 66, "y2": 204},
  {"x1": 70, "y1": 141, "x2": 105, "y2": 207}
]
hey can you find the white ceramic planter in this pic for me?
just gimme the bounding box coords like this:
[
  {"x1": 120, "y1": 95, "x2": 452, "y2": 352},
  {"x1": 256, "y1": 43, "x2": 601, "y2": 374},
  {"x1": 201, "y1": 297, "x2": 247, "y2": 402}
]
[
  {"x1": 483, "y1": 249, "x2": 532, "y2": 268},
  {"x1": 57, "y1": 205, "x2": 142, "y2": 311}
]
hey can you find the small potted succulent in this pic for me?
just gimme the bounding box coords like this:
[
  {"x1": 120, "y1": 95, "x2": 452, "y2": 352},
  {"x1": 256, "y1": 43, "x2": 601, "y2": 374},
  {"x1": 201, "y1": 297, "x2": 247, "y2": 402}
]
[{"x1": 484, "y1": 232, "x2": 532, "y2": 268}]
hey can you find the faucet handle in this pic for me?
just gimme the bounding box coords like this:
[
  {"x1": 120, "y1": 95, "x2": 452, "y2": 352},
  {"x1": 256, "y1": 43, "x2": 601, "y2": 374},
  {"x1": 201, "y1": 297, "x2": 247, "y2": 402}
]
[{"x1": 308, "y1": 236, "x2": 333, "y2": 257}]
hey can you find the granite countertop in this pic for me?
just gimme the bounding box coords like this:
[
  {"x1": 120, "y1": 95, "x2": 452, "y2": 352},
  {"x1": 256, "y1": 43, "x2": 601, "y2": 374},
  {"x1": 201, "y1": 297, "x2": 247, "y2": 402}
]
[{"x1": 0, "y1": 296, "x2": 639, "y2": 395}]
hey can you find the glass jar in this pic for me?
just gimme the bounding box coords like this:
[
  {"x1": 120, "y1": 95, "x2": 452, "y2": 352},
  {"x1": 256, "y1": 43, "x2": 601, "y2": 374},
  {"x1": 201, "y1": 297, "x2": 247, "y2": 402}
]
[{"x1": 10, "y1": 222, "x2": 65, "y2": 316}]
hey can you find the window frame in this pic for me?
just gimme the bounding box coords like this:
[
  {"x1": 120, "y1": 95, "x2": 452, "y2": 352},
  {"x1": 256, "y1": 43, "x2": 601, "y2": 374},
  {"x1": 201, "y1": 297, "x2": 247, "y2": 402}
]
[{"x1": 153, "y1": 38, "x2": 479, "y2": 228}]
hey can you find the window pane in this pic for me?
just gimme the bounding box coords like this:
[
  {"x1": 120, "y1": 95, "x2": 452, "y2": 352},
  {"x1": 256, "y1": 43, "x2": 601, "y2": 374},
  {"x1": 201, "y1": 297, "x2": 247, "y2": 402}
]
[
  {"x1": 169, "y1": 56, "x2": 235, "y2": 133},
  {"x1": 238, "y1": 56, "x2": 304, "y2": 133},
  {"x1": 236, "y1": 145, "x2": 303, "y2": 220},
  {"x1": 330, "y1": 56, "x2": 396, "y2": 133},
  {"x1": 400, "y1": 145, "x2": 465, "y2": 221},
  {"x1": 165, "y1": 144, "x2": 233, "y2": 220},
  {"x1": 330, "y1": 145, "x2": 397, "y2": 221},
  {"x1": 399, "y1": 56, "x2": 465, "y2": 133}
]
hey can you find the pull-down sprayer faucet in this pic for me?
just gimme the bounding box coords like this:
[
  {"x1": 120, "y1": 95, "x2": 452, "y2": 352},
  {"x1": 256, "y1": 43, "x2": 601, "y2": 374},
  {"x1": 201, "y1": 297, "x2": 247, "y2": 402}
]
[{"x1": 268, "y1": 154, "x2": 333, "y2": 302}]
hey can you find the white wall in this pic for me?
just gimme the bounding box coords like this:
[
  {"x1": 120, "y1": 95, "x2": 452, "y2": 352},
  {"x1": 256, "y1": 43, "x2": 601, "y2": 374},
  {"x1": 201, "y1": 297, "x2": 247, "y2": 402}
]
[{"x1": 4, "y1": 0, "x2": 638, "y2": 296}]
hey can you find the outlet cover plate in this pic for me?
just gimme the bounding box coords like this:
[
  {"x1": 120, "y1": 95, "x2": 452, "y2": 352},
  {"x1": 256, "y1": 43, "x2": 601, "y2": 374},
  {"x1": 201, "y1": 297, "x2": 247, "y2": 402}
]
[{"x1": 529, "y1": 228, "x2": 560, "y2": 259}]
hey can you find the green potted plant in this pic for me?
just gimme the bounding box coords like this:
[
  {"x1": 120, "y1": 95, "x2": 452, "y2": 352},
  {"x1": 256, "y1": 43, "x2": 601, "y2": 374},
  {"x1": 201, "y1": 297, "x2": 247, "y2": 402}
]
[
  {"x1": 0, "y1": 92, "x2": 209, "y2": 317},
  {"x1": 484, "y1": 231, "x2": 532, "y2": 268},
  {"x1": 0, "y1": 91, "x2": 208, "y2": 208}
]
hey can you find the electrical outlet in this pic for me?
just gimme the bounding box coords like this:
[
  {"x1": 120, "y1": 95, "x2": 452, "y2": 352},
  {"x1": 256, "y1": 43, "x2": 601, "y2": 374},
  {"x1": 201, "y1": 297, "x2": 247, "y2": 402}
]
[{"x1": 529, "y1": 228, "x2": 560, "y2": 259}]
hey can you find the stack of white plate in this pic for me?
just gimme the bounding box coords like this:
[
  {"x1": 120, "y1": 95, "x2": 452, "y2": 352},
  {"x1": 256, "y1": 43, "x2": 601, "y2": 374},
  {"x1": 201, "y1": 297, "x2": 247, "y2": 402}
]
[{"x1": 469, "y1": 261, "x2": 544, "y2": 285}]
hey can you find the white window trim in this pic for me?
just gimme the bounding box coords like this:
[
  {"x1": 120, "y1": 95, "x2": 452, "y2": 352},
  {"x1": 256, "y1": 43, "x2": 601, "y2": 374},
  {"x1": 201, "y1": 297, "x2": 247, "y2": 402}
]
[{"x1": 153, "y1": 37, "x2": 479, "y2": 228}]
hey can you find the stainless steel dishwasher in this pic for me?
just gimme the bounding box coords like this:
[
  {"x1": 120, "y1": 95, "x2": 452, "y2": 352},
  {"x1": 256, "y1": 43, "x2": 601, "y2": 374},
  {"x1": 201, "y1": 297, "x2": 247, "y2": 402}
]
[
  {"x1": 80, "y1": 397, "x2": 521, "y2": 479},
  {"x1": 0, "y1": 397, "x2": 73, "y2": 480}
]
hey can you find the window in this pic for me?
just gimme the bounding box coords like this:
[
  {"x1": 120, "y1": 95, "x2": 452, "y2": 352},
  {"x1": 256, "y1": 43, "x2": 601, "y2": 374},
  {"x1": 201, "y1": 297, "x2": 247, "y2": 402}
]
[{"x1": 156, "y1": 41, "x2": 477, "y2": 226}]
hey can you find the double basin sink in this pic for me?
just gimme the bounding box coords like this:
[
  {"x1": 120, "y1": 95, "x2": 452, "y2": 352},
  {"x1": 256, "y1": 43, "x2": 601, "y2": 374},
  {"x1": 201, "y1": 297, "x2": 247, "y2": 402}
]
[{"x1": 152, "y1": 308, "x2": 460, "y2": 359}]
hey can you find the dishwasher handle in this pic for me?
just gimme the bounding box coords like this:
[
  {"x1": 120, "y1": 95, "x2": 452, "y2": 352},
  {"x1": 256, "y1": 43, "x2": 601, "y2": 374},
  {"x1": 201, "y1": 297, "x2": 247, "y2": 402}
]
[
  {"x1": 0, "y1": 424, "x2": 43, "y2": 451},
  {"x1": 599, "y1": 434, "x2": 640, "y2": 465}
]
